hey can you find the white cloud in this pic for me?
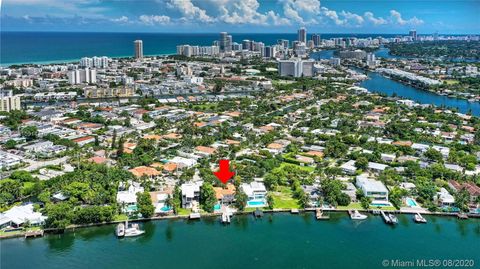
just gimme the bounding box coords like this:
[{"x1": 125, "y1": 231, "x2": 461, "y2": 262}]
[
  {"x1": 390, "y1": 10, "x2": 423, "y2": 26},
  {"x1": 281, "y1": 0, "x2": 320, "y2": 25},
  {"x1": 139, "y1": 15, "x2": 170, "y2": 25},
  {"x1": 168, "y1": 0, "x2": 215, "y2": 23},
  {"x1": 364, "y1": 12, "x2": 387, "y2": 26},
  {"x1": 111, "y1": 16, "x2": 129, "y2": 23},
  {"x1": 340, "y1": 11, "x2": 364, "y2": 25}
]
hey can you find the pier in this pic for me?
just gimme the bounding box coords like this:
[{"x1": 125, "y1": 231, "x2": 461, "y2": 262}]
[{"x1": 24, "y1": 230, "x2": 44, "y2": 238}]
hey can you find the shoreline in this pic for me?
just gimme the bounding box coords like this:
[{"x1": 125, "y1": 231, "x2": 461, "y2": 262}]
[{"x1": 2, "y1": 208, "x2": 478, "y2": 240}]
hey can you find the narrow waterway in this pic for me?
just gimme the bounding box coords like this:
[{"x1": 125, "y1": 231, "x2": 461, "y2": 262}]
[
  {"x1": 310, "y1": 50, "x2": 480, "y2": 116},
  {"x1": 1, "y1": 213, "x2": 479, "y2": 269}
]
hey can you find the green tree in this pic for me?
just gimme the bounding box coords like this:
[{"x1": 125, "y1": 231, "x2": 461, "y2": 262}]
[
  {"x1": 234, "y1": 189, "x2": 248, "y2": 211},
  {"x1": 266, "y1": 193, "x2": 275, "y2": 209},
  {"x1": 20, "y1": 126, "x2": 38, "y2": 141},
  {"x1": 136, "y1": 191, "x2": 155, "y2": 218},
  {"x1": 355, "y1": 157, "x2": 369, "y2": 170},
  {"x1": 200, "y1": 182, "x2": 217, "y2": 213},
  {"x1": 360, "y1": 197, "x2": 371, "y2": 209},
  {"x1": 4, "y1": 139, "x2": 17, "y2": 149}
]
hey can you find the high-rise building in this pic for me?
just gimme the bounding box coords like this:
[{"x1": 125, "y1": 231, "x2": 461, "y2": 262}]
[
  {"x1": 262, "y1": 46, "x2": 276, "y2": 58},
  {"x1": 298, "y1": 27, "x2": 307, "y2": 43},
  {"x1": 277, "y1": 39, "x2": 289, "y2": 50},
  {"x1": 366, "y1": 53, "x2": 376, "y2": 67},
  {"x1": 409, "y1": 30, "x2": 417, "y2": 41},
  {"x1": 242, "y1": 40, "x2": 251, "y2": 51},
  {"x1": 80, "y1": 56, "x2": 109, "y2": 68},
  {"x1": 311, "y1": 34, "x2": 321, "y2": 47},
  {"x1": 0, "y1": 90, "x2": 21, "y2": 112},
  {"x1": 278, "y1": 59, "x2": 314, "y2": 77},
  {"x1": 68, "y1": 68, "x2": 97, "y2": 85},
  {"x1": 219, "y1": 32, "x2": 232, "y2": 53},
  {"x1": 134, "y1": 40, "x2": 143, "y2": 59}
]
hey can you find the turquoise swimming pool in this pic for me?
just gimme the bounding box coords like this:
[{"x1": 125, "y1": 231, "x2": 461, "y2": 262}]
[
  {"x1": 213, "y1": 204, "x2": 221, "y2": 210},
  {"x1": 160, "y1": 206, "x2": 172, "y2": 212},
  {"x1": 406, "y1": 198, "x2": 418, "y2": 207},
  {"x1": 247, "y1": 200, "x2": 266, "y2": 207}
]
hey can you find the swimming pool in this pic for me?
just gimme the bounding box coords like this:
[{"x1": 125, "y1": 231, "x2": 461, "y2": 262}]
[
  {"x1": 247, "y1": 200, "x2": 266, "y2": 207},
  {"x1": 125, "y1": 204, "x2": 138, "y2": 212},
  {"x1": 405, "y1": 198, "x2": 418, "y2": 207},
  {"x1": 213, "y1": 204, "x2": 221, "y2": 211},
  {"x1": 160, "y1": 206, "x2": 172, "y2": 212}
]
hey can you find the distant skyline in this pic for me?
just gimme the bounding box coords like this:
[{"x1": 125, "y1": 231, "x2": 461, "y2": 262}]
[{"x1": 1, "y1": 0, "x2": 479, "y2": 34}]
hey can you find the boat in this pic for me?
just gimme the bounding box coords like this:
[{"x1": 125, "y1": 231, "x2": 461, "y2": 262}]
[
  {"x1": 291, "y1": 209, "x2": 299, "y2": 214},
  {"x1": 380, "y1": 211, "x2": 392, "y2": 224},
  {"x1": 413, "y1": 213, "x2": 427, "y2": 223},
  {"x1": 115, "y1": 223, "x2": 125, "y2": 237},
  {"x1": 221, "y1": 212, "x2": 231, "y2": 224},
  {"x1": 388, "y1": 214, "x2": 398, "y2": 225},
  {"x1": 457, "y1": 213, "x2": 469, "y2": 220},
  {"x1": 117, "y1": 221, "x2": 145, "y2": 237},
  {"x1": 349, "y1": 210, "x2": 367, "y2": 220}
]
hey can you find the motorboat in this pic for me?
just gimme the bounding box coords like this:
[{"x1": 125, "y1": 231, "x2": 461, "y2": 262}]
[
  {"x1": 117, "y1": 221, "x2": 145, "y2": 237},
  {"x1": 349, "y1": 210, "x2": 368, "y2": 220},
  {"x1": 388, "y1": 214, "x2": 398, "y2": 224},
  {"x1": 413, "y1": 213, "x2": 427, "y2": 223}
]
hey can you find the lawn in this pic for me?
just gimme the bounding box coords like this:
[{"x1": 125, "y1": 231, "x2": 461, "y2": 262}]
[
  {"x1": 279, "y1": 162, "x2": 315, "y2": 173},
  {"x1": 271, "y1": 186, "x2": 300, "y2": 209},
  {"x1": 114, "y1": 214, "x2": 128, "y2": 221},
  {"x1": 336, "y1": 203, "x2": 396, "y2": 211},
  {"x1": 176, "y1": 208, "x2": 191, "y2": 216}
]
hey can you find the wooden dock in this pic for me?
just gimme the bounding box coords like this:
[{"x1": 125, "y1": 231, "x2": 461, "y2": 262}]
[
  {"x1": 25, "y1": 230, "x2": 44, "y2": 238},
  {"x1": 316, "y1": 209, "x2": 330, "y2": 220},
  {"x1": 189, "y1": 213, "x2": 201, "y2": 219}
]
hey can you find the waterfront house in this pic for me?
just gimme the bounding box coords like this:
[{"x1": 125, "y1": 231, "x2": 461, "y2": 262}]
[
  {"x1": 213, "y1": 183, "x2": 236, "y2": 206},
  {"x1": 448, "y1": 180, "x2": 480, "y2": 204},
  {"x1": 355, "y1": 174, "x2": 389, "y2": 203},
  {"x1": 241, "y1": 182, "x2": 267, "y2": 207},
  {"x1": 150, "y1": 189, "x2": 173, "y2": 214},
  {"x1": 116, "y1": 181, "x2": 144, "y2": 213},
  {"x1": 181, "y1": 182, "x2": 202, "y2": 209},
  {"x1": 0, "y1": 204, "x2": 47, "y2": 229},
  {"x1": 435, "y1": 188, "x2": 455, "y2": 207}
]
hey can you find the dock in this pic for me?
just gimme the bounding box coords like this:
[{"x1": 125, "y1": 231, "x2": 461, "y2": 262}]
[
  {"x1": 189, "y1": 213, "x2": 201, "y2": 219},
  {"x1": 25, "y1": 230, "x2": 44, "y2": 238},
  {"x1": 457, "y1": 213, "x2": 469, "y2": 220},
  {"x1": 291, "y1": 209, "x2": 299, "y2": 214},
  {"x1": 316, "y1": 209, "x2": 330, "y2": 220},
  {"x1": 253, "y1": 209, "x2": 263, "y2": 218},
  {"x1": 380, "y1": 211, "x2": 392, "y2": 224}
]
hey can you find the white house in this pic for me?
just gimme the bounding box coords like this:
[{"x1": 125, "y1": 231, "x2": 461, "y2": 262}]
[
  {"x1": 355, "y1": 174, "x2": 389, "y2": 202},
  {"x1": 341, "y1": 160, "x2": 357, "y2": 175},
  {"x1": 435, "y1": 188, "x2": 455, "y2": 207},
  {"x1": 116, "y1": 181, "x2": 144, "y2": 213},
  {"x1": 181, "y1": 181, "x2": 202, "y2": 209},
  {"x1": 241, "y1": 182, "x2": 267, "y2": 207},
  {"x1": 0, "y1": 204, "x2": 47, "y2": 229}
]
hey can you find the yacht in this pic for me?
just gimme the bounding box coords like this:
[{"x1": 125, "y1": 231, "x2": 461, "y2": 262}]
[
  {"x1": 413, "y1": 213, "x2": 427, "y2": 223},
  {"x1": 116, "y1": 221, "x2": 145, "y2": 237},
  {"x1": 349, "y1": 210, "x2": 368, "y2": 220}
]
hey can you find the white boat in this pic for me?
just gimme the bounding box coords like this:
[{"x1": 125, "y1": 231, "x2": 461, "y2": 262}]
[
  {"x1": 388, "y1": 214, "x2": 398, "y2": 224},
  {"x1": 413, "y1": 213, "x2": 427, "y2": 223},
  {"x1": 349, "y1": 210, "x2": 368, "y2": 220},
  {"x1": 117, "y1": 221, "x2": 145, "y2": 237},
  {"x1": 115, "y1": 223, "x2": 125, "y2": 237}
]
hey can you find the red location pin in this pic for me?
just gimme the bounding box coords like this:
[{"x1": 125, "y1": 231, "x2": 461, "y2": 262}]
[{"x1": 214, "y1": 159, "x2": 235, "y2": 184}]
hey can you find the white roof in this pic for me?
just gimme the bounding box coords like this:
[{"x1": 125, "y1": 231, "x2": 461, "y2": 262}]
[
  {"x1": 356, "y1": 174, "x2": 388, "y2": 193},
  {"x1": 0, "y1": 204, "x2": 47, "y2": 226},
  {"x1": 181, "y1": 182, "x2": 202, "y2": 198},
  {"x1": 241, "y1": 182, "x2": 266, "y2": 197},
  {"x1": 368, "y1": 162, "x2": 388, "y2": 171}
]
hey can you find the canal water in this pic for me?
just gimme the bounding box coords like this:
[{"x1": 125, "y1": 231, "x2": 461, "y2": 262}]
[
  {"x1": 310, "y1": 50, "x2": 480, "y2": 116},
  {"x1": 1, "y1": 213, "x2": 479, "y2": 269}
]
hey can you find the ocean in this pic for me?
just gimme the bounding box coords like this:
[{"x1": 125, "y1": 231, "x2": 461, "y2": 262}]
[{"x1": 0, "y1": 31, "x2": 398, "y2": 66}]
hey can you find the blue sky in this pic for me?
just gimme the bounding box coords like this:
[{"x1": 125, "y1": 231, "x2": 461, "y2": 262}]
[{"x1": 1, "y1": 0, "x2": 479, "y2": 34}]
